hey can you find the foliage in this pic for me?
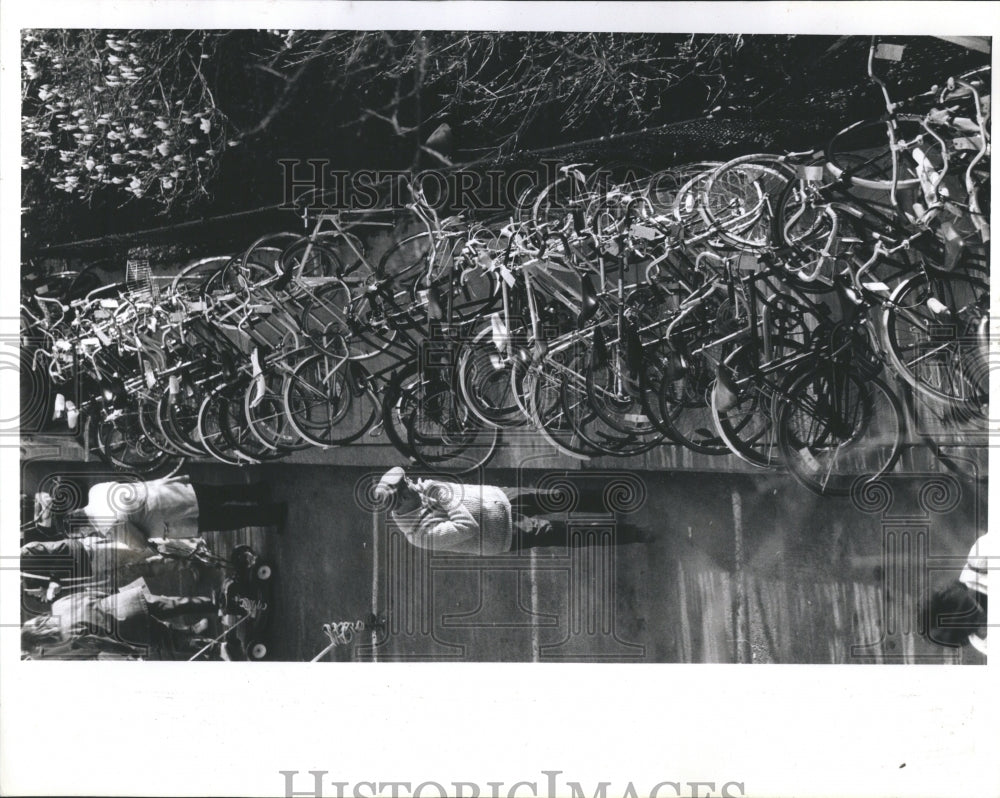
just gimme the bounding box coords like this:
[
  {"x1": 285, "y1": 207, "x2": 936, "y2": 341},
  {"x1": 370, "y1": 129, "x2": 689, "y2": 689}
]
[
  {"x1": 21, "y1": 30, "x2": 229, "y2": 211},
  {"x1": 21, "y1": 30, "x2": 985, "y2": 235},
  {"x1": 239, "y1": 31, "x2": 746, "y2": 159}
]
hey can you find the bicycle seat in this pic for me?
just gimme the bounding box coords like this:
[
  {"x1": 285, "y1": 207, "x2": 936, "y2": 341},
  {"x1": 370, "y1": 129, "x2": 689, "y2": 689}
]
[{"x1": 577, "y1": 274, "x2": 601, "y2": 329}]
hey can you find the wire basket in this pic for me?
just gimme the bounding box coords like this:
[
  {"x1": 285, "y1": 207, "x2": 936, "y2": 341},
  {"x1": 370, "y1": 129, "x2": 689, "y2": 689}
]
[{"x1": 125, "y1": 259, "x2": 158, "y2": 301}]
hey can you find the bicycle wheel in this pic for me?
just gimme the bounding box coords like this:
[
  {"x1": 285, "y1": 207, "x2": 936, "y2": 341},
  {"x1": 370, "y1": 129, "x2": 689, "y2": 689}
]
[
  {"x1": 95, "y1": 403, "x2": 176, "y2": 474},
  {"x1": 825, "y1": 118, "x2": 927, "y2": 191},
  {"x1": 216, "y1": 380, "x2": 286, "y2": 462},
  {"x1": 157, "y1": 385, "x2": 211, "y2": 458},
  {"x1": 775, "y1": 365, "x2": 904, "y2": 496},
  {"x1": 297, "y1": 279, "x2": 355, "y2": 357},
  {"x1": 531, "y1": 170, "x2": 592, "y2": 237},
  {"x1": 379, "y1": 366, "x2": 419, "y2": 461},
  {"x1": 585, "y1": 338, "x2": 660, "y2": 437},
  {"x1": 882, "y1": 270, "x2": 989, "y2": 408},
  {"x1": 197, "y1": 386, "x2": 259, "y2": 466},
  {"x1": 279, "y1": 236, "x2": 344, "y2": 280},
  {"x1": 709, "y1": 341, "x2": 797, "y2": 469},
  {"x1": 311, "y1": 231, "x2": 372, "y2": 290},
  {"x1": 244, "y1": 365, "x2": 311, "y2": 452},
  {"x1": 563, "y1": 362, "x2": 661, "y2": 457},
  {"x1": 646, "y1": 162, "x2": 721, "y2": 214},
  {"x1": 169, "y1": 256, "x2": 234, "y2": 306},
  {"x1": 283, "y1": 353, "x2": 376, "y2": 447},
  {"x1": 241, "y1": 232, "x2": 301, "y2": 275},
  {"x1": 636, "y1": 340, "x2": 684, "y2": 437},
  {"x1": 404, "y1": 374, "x2": 499, "y2": 475},
  {"x1": 137, "y1": 384, "x2": 187, "y2": 457},
  {"x1": 456, "y1": 325, "x2": 527, "y2": 429},
  {"x1": 522, "y1": 353, "x2": 597, "y2": 460},
  {"x1": 657, "y1": 351, "x2": 731, "y2": 456},
  {"x1": 701, "y1": 157, "x2": 794, "y2": 250},
  {"x1": 378, "y1": 232, "x2": 434, "y2": 283}
]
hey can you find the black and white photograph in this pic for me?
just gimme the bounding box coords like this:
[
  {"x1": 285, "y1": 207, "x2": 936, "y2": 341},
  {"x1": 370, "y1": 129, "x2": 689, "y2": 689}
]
[{"x1": 2, "y1": 3, "x2": 997, "y2": 797}]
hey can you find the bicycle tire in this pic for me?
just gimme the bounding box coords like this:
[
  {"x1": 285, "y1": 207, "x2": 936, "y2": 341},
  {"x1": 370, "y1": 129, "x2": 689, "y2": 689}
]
[
  {"x1": 308, "y1": 230, "x2": 372, "y2": 289},
  {"x1": 197, "y1": 386, "x2": 259, "y2": 466},
  {"x1": 537, "y1": 341, "x2": 631, "y2": 457},
  {"x1": 279, "y1": 236, "x2": 345, "y2": 280},
  {"x1": 404, "y1": 377, "x2": 499, "y2": 475},
  {"x1": 378, "y1": 232, "x2": 434, "y2": 283},
  {"x1": 137, "y1": 384, "x2": 187, "y2": 457},
  {"x1": 157, "y1": 386, "x2": 211, "y2": 458},
  {"x1": 656, "y1": 352, "x2": 731, "y2": 456},
  {"x1": 169, "y1": 256, "x2": 234, "y2": 306},
  {"x1": 563, "y1": 365, "x2": 661, "y2": 457},
  {"x1": 456, "y1": 325, "x2": 527, "y2": 429},
  {"x1": 522, "y1": 360, "x2": 596, "y2": 460},
  {"x1": 283, "y1": 353, "x2": 376, "y2": 447},
  {"x1": 646, "y1": 162, "x2": 721, "y2": 214},
  {"x1": 708, "y1": 339, "x2": 807, "y2": 469},
  {"x1": 585, "y1": 339, "x2": 659, "y2": 437},
  {"x1": 882, "y1": 270, "x2": 989, "y2": 407},
  {"x1": 700, "y1": 157, "x2": 795, "y2": 250},
  {"x1": 216, "y1": 380, "x2": 286, "y2": 462},
  {"x1": 244, "y1": 366, "x2": 312, "y2": 452},
  {"x1": 95, "y1": 403, "x2": 176, "y2": 474},
  {"x1": 636, "y1": 342, "x2": 684, "y2": 438},
  {"x1": 825, "y1": 118, "x2": 926, "y2": 191},
  {"x1": 241, "y1": 232, "x2": 301, "y2": 276},
  {"x1": 775, "y1": 365, "x2": 904, "y2": 496}
]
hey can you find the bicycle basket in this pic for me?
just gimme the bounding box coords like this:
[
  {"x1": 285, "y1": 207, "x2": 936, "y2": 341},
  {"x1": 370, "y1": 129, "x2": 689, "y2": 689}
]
[{"x1": 125, "y1": 259, "x2": 158, "y2": 301}]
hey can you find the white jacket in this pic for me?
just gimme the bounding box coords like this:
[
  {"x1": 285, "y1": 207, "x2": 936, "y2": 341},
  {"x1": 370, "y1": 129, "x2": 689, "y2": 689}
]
[
  {"x1": 960, "y1": 531, "x2": 992, "y2": 656},
  {"x1": 86, "y1": 476, "x2": 200, "y2": 541},
  {"x1": 391, "y1": 480, "x2": 512, "y2": 554},
  {"x1": 960, "y1": 531, "x2": 993, "y2": 597}
]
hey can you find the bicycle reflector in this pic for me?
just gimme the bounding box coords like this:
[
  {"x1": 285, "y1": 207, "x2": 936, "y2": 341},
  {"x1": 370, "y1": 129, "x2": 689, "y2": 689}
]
[{"x1": 874, "y1": 43, "x2": 905, "y2": 61}]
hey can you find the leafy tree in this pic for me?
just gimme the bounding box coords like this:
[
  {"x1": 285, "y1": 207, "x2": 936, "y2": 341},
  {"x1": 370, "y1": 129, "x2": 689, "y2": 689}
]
[{"x1": 21, "y1": 30, "x2": 229, "y2": 211}]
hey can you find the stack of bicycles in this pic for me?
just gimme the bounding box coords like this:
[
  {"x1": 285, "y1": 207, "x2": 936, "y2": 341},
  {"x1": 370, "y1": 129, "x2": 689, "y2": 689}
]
[{"x1": 22, "y1": 39, "x2": 989, "y2": 495}]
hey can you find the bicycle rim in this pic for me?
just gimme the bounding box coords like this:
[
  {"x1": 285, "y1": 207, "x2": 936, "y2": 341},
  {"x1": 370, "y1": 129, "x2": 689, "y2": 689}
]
[
  {"x1": 882, "y1": 270, "x2": 989, "y2": 408},
  {"x1": 776, "y1": 367, "x2": 903, "y2": 496}
]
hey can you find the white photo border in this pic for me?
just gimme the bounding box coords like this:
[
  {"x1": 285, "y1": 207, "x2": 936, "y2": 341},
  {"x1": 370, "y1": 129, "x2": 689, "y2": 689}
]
[{"x1": 1, "y1": 4, "x2": 997, "y2": 797}]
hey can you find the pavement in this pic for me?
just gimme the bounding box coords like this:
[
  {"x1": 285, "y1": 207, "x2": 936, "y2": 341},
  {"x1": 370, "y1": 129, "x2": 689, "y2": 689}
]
[
  {"x1": 255, "y1": 463, "x2": 986, "y2": 664},
  {"x1": 19, "y1": 457, "x2": 985, "y2": 663}
]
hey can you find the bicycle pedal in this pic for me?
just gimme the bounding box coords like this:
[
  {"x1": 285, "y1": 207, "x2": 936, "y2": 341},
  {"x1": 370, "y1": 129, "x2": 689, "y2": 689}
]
[{"x1": 489, "y1": 353, "x2": 505, "y2": 371}]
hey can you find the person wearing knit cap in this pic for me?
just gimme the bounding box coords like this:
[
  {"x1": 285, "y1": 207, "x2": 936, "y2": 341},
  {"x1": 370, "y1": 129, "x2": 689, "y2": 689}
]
[
  {"x1": 925, "y1": 530, "x2": 992, "y2": 655},
  {"x1": 373, "y1": 467, "x2": 645, "y2": 554}
]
